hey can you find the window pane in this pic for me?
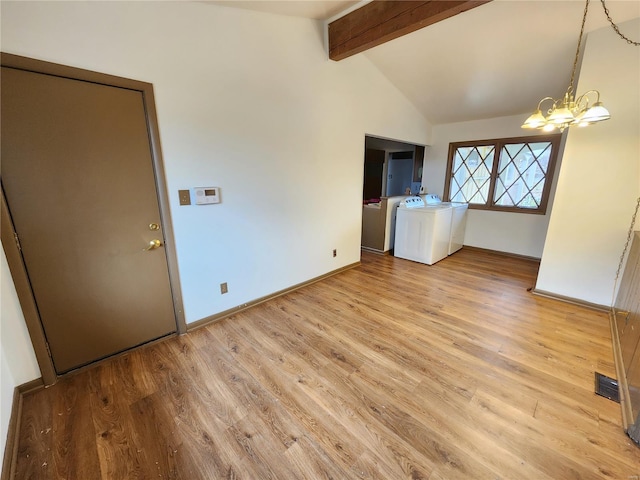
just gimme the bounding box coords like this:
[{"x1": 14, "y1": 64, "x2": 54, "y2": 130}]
[
  {"x1": 445, "y1": 135, "x2": 558, "y2": 214},
  {"x1": 494, "y1": 141, "x2": 552, "y2": 208},
  {"x1": 449, "y1": 145, "x2": 495, "y2": 204}
]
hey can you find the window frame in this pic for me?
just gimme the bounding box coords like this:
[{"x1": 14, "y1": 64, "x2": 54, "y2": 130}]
[{"x1": 443, "y1": 134, "x2": 562, "y2": 215}]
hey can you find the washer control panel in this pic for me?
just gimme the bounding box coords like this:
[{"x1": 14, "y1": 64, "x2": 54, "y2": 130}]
[
  {"x1": 424, "y1": 194, "x2": 442, "y2": 205},
  {"x1": 404, "y1": 196, "x2": 425, "y2": 209}
]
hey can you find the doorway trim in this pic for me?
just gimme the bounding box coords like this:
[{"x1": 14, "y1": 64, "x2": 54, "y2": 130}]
[{"x1": 0, "y1": 52, "x2": 187, "y2": 385}]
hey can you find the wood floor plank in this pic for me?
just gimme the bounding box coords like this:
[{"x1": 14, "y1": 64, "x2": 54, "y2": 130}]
[
  {"x1": 347, "y1": 362, "x2": 554, "y2": 480},
  {"x1": 195, "y1": 327, "x2": 308, "y2": 452},
  {"x1": 468, "y1": 388, "x2": 625, "y2": 480},
  {"x1": 12, "y1": 248, "x2": 640, "y2": 479},
  {"x1": 533, "y1": 396, "x2": 640, "y2": 472},
  {"x1": 285, "y1": 435, "x2": 370, "y2": 480},
  {"x1": 109, "y1": 349, "x2": 159, "y2": 407},
  {"x1": 51, "y1": 374, "x2": 101, "y2": 479},
  {"x1": 128, "y1": 394, "x2": 183, "y2": 479},
  {"x1": 243, "y1": 300, "x2": 505, "y2": 478},
  {"x1": 234, "y1": 310, "x2": 438, "y2": 478},
  {"x1": 141, "y1": 342, "x2": 242, "y2": 478},
  {"x1": 163, "y1": 338, "x2": 249, "y2": 430},
  {"x1": 206, "y1": 320, "x2": 369, "y2": 473},
  {"x1": 87, "y1": 364, "x2": 149, "y2": 479},
  {"x1": 222, "y1": 415, "x2": 296, "y2": 479},
  {"x1": 14, "y1": 388, "x2": 55, "y2": 480}
]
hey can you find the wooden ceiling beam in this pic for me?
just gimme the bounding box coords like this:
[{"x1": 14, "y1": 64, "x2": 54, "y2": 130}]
[{"x1": 328, "y1": 0, "x2": 491, "y2": 61}]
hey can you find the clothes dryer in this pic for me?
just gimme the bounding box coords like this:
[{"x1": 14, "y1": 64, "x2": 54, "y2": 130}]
[{"x1": 394, "y1": 199, "x2": 453, "y2": 265}]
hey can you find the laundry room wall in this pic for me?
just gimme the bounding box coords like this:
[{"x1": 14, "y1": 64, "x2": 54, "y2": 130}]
[{"x1": 422, "y1": 113, "x2": 565, "y2": 259}]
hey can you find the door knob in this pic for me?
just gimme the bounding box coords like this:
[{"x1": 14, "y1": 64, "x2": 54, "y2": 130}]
[{"x1": 144, "y1": 239, "x2": 162, "y2": 251}]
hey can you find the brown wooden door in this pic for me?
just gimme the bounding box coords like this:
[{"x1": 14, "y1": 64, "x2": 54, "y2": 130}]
[
  {"x1": 363, "y1": 149, "x2": 385, "y2": 200},
  {"x1": 1, "y1": 66, "x2": 177, "y2": 374}
]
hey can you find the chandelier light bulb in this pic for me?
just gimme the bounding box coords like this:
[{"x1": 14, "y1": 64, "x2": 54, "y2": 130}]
[
  {"x1": 522, "y1": 109, "x2": 547, "y2": 129},
  {"x1": 581, "y1": 102, "x2": 611, "y2": 122}
]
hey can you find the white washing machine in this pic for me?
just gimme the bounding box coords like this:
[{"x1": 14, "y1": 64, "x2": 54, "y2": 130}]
[{"x1": 394, "y1": 197, "x2": 453, "y2": 265}]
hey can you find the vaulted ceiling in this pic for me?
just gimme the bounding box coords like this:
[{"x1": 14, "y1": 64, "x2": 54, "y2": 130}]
[
  {"x1": 208, "y1": 0, "x2": 359, "y2": 20},
  {"x1": 209, "y1": 0, "x2": 640, "y2": 125}
]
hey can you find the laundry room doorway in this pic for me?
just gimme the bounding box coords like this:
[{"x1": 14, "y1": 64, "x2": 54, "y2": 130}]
[{"x1": 361, "y1": 135, "x2": 425, "y2": 254}]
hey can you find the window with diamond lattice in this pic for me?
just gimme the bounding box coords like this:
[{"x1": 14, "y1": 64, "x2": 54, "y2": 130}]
[{"x1": 444, "y1": 135, "x2": 561, "y2": 214}]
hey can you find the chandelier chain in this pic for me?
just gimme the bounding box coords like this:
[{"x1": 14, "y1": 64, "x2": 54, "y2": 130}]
[
  {"x1": 600, "y1": 0, "x2": 640, "y2": 46},
  {"x1": 611, "y1": 197, "x2": 640, "y2": 309},
  {"x1": 569, "y1": 0, "x2": 590, "y2": 92}
]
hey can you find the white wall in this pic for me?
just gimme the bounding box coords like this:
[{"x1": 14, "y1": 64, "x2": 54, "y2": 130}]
[
  {"x1": 536, "y1": 19, "x2": 640, "y2": 306},
  {"x1": 423, "y1": 114, "x2": 564, "y2": 258},
  {"x1": 0, "y1": 249, "x2": 41, "y2": 462}
]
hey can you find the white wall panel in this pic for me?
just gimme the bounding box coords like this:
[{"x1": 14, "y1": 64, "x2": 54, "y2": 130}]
[{"x1": 536, "y1": 19, "x2": 640, "y2": 305}]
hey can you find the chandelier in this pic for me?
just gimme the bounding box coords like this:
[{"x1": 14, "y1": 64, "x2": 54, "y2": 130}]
[{"x1": 522, "y1": 0, "x2": 610, "y2": 132}]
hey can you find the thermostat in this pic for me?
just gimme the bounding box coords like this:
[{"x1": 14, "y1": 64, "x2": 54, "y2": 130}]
[{"x1": 193, "y1": 187, "x2": 220, "y2": 205}]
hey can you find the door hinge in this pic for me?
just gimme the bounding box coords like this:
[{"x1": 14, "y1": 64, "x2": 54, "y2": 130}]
[
  {"x1": 13, "y1": 232, "x2": 21, "y2": 252},
  {"x1": 45, "y1": 342, "x2": 52, "y2": 358}
]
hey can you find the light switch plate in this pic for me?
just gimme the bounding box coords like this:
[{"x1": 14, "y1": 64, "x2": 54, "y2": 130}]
[{"x1": 178, "y1": 189, "x2": 191, "y2": 206}]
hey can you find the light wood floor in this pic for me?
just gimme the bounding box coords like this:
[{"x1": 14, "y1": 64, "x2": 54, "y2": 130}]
[{"x1": 13, "y1": 249, "x2": 640, "y2": 479}]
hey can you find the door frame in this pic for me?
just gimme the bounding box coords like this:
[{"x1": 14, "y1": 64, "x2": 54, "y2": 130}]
[{"x1": 0, "y1": 52, "x2": 187, "y2": 385}]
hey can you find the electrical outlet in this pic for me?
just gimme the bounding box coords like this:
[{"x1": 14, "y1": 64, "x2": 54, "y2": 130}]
[
  {"x1": 332, "y1": 249, "x2": 337, "y2": 257},
  {"x1": 178, "y1": 189, "x2": 191, "y2": 206},
  {"x1": 220, "y1": 282, "x2": 228, "y2": 294}
]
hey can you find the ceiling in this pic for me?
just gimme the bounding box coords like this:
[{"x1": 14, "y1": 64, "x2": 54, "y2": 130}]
[
  {"x1": 208, "y1": 0, "x2": 640, "y2": 125},
  {"x1": 207, "y1": 0, "x2": 359, "y2": 20}
]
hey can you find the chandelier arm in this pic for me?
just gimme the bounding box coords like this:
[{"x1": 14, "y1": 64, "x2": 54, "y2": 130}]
[
  {"x1": 537, "y1": 96, "x2": 556, "y2": 112},
  {"x1": 600, "y1": 0, "x2": 640, "y2": 46},
  {"x1": 575, "y1": 89, "x2": 599, "y2": 107}
]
